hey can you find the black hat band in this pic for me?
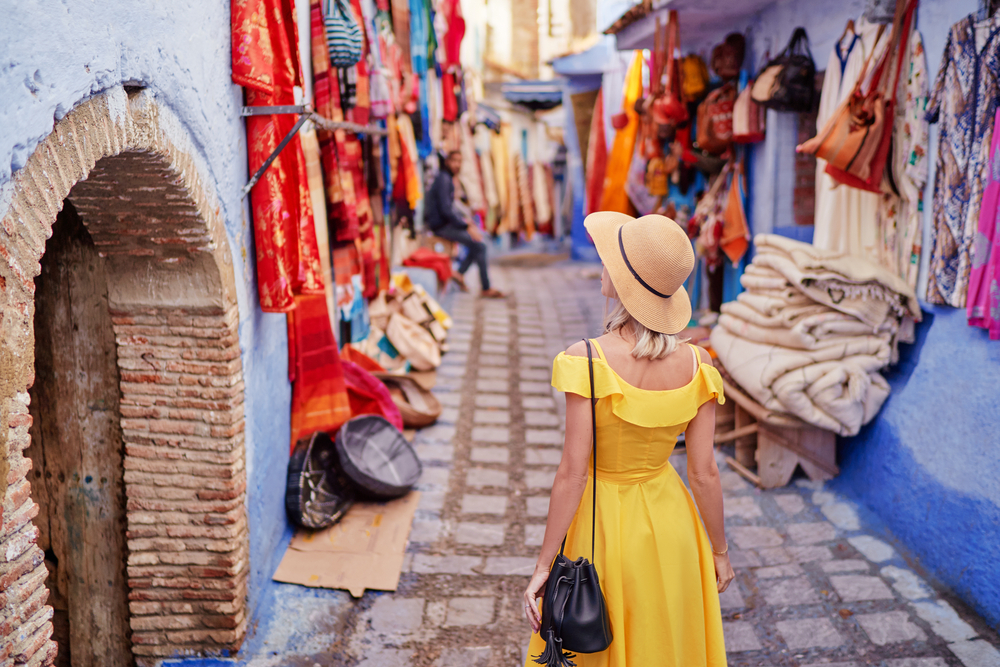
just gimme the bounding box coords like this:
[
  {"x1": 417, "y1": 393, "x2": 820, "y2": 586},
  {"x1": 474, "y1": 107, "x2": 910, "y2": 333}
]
[{"x1": 618, "y1": 226, "x2": 672, "y2": 299}]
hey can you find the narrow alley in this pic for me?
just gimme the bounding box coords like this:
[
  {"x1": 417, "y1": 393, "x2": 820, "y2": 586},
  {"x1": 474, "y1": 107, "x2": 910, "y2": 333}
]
[{"x1": 237, "y1": 263, "x2": 1000, "y2": 667}]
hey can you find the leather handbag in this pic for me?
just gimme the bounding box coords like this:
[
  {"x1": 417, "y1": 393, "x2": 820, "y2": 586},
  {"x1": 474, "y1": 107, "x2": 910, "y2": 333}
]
[
  {"x1": 732, "y1": 81, "x2": 765, "y2": 143},
  {"x1": 325, "y1": 0, "x2": 363, "y2": 68},
  {"x1": 696, "y1": 82, "x2": 737, "y2": 155},
  {"x1": 681, "y1": 54, "x2": 710, "y2": 101},
  {"x1": 534, "y1": 340, "x2": 613, "y2": 667},
  {"x1": 797, "y1": 0, "x2": 916, "y2": 193},
  {"x1": 750, "y1": 27, "x2": 815, "y2": 112},
  {"x1": 651, "y1": 11, "x2": 688, "y2": 125}
]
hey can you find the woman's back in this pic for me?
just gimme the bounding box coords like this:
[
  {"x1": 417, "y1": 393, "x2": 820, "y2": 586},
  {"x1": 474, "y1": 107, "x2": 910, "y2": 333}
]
[{"x1": 552, "y1": 337, "x2": 720, "y2": 483}]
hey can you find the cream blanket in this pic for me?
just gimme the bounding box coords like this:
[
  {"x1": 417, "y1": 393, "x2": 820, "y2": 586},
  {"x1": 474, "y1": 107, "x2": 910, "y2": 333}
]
[{"x1": 711, "y1": 234, "x2": 918, "y2": 436}]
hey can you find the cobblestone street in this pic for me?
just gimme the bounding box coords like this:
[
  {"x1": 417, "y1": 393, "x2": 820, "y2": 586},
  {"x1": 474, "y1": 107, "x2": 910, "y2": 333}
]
[{"x1": 271, "y1": 263, "x2": 1000, "y2": 667}]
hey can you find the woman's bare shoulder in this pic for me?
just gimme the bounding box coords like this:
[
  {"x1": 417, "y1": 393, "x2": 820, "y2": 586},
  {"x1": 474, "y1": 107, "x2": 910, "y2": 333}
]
[{"x1": 564, "y1": 336, "x2": 612, "y2": 359}]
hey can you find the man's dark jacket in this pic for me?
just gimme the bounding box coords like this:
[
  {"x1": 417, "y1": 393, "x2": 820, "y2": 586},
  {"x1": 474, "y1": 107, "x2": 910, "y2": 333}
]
[{"x1": 425, "y1": 169, "x2": 465, "y2": 232}]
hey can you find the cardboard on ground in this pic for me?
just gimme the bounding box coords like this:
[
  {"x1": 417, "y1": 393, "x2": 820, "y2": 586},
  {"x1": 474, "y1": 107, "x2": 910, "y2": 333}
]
[{"x1": 272, "y1": 491, "x2": 420, "y2": 597}]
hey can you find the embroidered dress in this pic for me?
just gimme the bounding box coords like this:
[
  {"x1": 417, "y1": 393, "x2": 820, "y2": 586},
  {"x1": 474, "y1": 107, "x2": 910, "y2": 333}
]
[
  {"x1": 926, "y1": 13, "x2": 1000, "y2": 307},
  {"x1": 875, "y1": 30, "x2": 930, "y2": 289},
  {"x1": 968, "y1": 108, "x2": 1000, "y2": 339},
  {"x1": 524, "y1": 341, "x2": 727, "y2": 667}
]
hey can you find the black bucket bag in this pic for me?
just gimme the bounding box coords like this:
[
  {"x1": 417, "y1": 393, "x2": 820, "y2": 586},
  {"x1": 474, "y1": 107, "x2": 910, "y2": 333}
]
[
  {"x1": 751, "y1": 27, "x2": 816, "y2": 113},
  {"x1": 534, "y1": 339, "x2": 613, "y2": 667}
]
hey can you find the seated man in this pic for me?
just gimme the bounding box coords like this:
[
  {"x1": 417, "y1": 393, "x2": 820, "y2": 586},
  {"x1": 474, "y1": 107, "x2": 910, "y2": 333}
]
[{"x1": 425, "y1": 150, "x2": 504, "y2": 298}]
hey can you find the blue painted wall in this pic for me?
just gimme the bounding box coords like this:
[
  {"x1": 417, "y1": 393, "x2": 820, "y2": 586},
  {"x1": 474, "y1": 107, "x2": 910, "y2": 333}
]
[
  {"x1": 832, "y1": 307, "x2": 1000, "y2": 628},
  {"x1": 0, "y1": 0, "x2": 294, "y2": 641}
]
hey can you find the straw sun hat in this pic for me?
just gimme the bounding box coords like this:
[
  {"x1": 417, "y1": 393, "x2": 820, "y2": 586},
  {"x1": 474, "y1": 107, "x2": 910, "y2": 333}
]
[{"x1": 585, "y1": 212, "x2": 695, "y2": 335}]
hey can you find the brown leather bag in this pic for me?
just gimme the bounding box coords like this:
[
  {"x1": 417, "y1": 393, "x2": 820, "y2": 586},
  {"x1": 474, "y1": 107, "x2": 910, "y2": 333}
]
[
  {"x1": 797, "y1": 0, "x2": 915, "y2": 192},
  {"x1": 696, "y1": 83, "x2": 737, "y2": 155}
]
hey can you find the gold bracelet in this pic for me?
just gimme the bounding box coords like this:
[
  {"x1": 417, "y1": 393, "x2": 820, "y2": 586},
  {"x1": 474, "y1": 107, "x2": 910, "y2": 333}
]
[{"x1": 712, "y1": 543, "x2": 729, "y2": 556}]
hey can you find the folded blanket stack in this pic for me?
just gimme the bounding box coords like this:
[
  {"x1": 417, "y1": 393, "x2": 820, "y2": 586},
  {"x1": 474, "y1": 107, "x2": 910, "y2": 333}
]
[{"x1": 710, "y1": 234, "x2": 921, "y2": 436}]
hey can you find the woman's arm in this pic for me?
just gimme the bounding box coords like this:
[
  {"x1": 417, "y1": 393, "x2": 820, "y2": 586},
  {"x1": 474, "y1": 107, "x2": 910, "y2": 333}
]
[
  {"x1": 685, "y1": 351, "x2": 734, "y2": 592},
  {"x1": 522, "y1": 388, "x2": 593, "y2": 631}
]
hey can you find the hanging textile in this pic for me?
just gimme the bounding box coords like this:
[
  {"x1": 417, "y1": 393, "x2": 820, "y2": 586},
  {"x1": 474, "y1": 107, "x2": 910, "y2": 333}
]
[
  {"x1": 532, "y1": 162, "x2": 553, "y2": 233},
  {"x1": 926, "y1": 13, "x2": 1000, "y2": 307},
  {"x1": 967, "y1": 107, "x2": 1000, "y2": 339},
  {"x1": 875, "y1": 30, "x2": 929, "y2": 289},
  {"x1": 302, "y1": 126, "x2": 338, "y2": 333},
  {"x1": 585, "y1": 89, "x2": 606, "y2": 216},
  {"x1": 811, "y1": 19, "x2": 888, "y2": 262},
  {"x1": 477, "y1": 130, "x2": 500, "y2": 230},
  {"x1": 438, "y1": 0, "x2": 465, "y2": 122},
  {"x1": 600, "y1": 52, "x2": 643, "y2": 214},
  {"x1": 490, "y1": 128, "x2": 510, "y2": 231},
  {"x1": 310, "y1": 0, "x2": 361, "y2": 242},
  {"x1": 458, "y1": 113, "x2": 488, "y2": 216},
  {"x1": 288, "y1": 293, "x2": 352, "y2": 449},
  {"x1": 232, "y1": 0, "x2": 324, "y2": 313}
]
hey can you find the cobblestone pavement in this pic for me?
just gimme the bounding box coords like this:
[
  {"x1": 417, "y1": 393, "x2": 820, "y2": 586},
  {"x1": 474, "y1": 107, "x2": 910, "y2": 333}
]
[{"x1": 304, "y1": 264, "x2": 1000, "y2": 667}]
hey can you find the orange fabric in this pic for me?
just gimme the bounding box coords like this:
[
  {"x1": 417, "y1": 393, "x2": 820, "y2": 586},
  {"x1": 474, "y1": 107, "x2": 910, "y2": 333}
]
[
  {"x1": 600, "y1": 53, "x2": 644, "y2": 214},
  {"x1": 585, "y1": 89, "x2": 607, "y2": 215},
  {"x1": 721, "y1": 165, "x2": 750, "y2": 264},
  {"x1": 340, "y1": 345, "x2": 387, "y2": 373},
  {"x1": 289, "y1": 294, "x2": 352, "y2": 449}
]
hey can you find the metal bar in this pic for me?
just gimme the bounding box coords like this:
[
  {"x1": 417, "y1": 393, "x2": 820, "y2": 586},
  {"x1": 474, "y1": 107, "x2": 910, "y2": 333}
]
[
  {"x1": 241, "y1": 113, "x2": 310, "y2": 198},
  {"x1": 309, "y1": 113, "x2": 388, "y2": 136},
  {"x1": 241, "y1": 105, "x2": 308, "y2": 117}
]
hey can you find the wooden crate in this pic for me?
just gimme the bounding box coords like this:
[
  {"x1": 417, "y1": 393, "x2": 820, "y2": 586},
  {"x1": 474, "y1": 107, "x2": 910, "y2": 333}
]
[{"x1": 714, "y1": 377, "x2": 838, "y2": 489}]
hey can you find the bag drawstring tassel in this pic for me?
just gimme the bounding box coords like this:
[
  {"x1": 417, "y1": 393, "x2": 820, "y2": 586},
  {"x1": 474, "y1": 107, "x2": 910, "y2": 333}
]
[{"x1": 532, "y1": 629, "x2": 577, "y2": 667}]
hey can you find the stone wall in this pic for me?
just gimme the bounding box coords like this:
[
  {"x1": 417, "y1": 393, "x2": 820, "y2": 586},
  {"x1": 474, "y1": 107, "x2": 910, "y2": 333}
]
[{"x1": 0, "y1": 88, "x2": 248, "y2": 665}]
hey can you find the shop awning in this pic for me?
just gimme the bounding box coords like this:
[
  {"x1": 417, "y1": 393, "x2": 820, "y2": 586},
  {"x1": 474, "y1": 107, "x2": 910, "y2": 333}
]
[
  {"x1": 607, "y1": 0, "x2": 777, "y2": 53},
  {"x1": 501, "y1": 81, "x2": 564, "y2": 111}
]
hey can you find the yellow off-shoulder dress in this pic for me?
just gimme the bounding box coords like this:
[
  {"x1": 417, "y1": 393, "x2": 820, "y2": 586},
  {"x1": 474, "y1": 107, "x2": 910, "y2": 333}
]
[{"x1": 525, "y1": 340, "x2": 728, "y2": 667}]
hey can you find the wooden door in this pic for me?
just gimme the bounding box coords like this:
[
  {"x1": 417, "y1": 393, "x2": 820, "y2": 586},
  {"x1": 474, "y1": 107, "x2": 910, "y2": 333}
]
[{"x1": 26, "y1": 201, "x2": 132, "y2": 666}]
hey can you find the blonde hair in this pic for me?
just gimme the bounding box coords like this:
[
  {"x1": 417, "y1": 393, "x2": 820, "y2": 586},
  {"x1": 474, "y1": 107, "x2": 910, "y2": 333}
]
[{"x1": 602, "y1": 275, "x2": 687, "y2": 359}]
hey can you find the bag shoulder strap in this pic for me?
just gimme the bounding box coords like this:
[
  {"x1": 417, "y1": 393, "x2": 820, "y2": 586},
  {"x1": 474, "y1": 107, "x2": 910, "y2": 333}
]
[
  {"x1": 559, "y1": 338, "x2": 598, "y2": 563},
  {"x1": 585, "y1": 339, "x2": 598, "y2": 563}
]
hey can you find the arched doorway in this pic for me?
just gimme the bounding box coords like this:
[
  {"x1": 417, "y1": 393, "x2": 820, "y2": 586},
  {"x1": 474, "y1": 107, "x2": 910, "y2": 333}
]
[{"x1": 0, "y1": 87, "x2": 249, "y2": 666}]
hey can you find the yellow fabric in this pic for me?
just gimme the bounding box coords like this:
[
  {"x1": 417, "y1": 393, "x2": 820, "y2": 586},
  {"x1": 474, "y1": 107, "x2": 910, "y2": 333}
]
[
  {"x1": 600, "y1": 53, "x2": 644, "y2": 214},
  {"x1": 526, "y1": 341, "x2": 728, "y2": 667}
]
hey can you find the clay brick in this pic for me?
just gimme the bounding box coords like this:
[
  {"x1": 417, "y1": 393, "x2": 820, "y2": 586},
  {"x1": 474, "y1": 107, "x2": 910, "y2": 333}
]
[
  {"x1": 0, "y1": 544, "x2": 44, "y2": 591},
  {"x1": 6, "y1": 477, "x2": 32, "y2": 511},
  {"x1": 130, "y1": 631, "x2": 165, "y2": 646},
  {"x1": 1, "y1": 498, "x2": 39, "y2": 535},
  {"x1": 130, "y1": 614, "x2": 200, "y2": 632},
  {"x1": 0, "y1": 522, "x2": 40, "y2": 565},
  {"x1": 6, "y1": 455, "x2": 32, "y2": 486},
  {"x1": 7, "y1": 414, "x2": 31, "y2": 428}
]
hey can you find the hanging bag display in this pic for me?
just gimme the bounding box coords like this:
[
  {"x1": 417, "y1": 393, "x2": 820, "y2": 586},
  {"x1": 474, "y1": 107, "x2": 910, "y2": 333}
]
[
  {"x1": 696, "y1": 82, "x2": 737, "y2": 155},
  {"x1": 651, "y1": 11, "x2": 688, "y2": 125},
  {"x1": 750, "y1": 27, "x2": 816, "y2": 112},
  {"x1": 325, "y1": 0, "x2": 364, "y2": 68},
  {"x1": 720, "y1": 162, "x2": 751, "y2": 264},
  {"x1": 533, "y1": 339, "x2": 613, "y2": 667},
  {"x1": 796, "y1": 0, "x2": 916, "y2": 193},
  {"x1": 681, "y1": 54, "x2": 710, "y2": 101}
]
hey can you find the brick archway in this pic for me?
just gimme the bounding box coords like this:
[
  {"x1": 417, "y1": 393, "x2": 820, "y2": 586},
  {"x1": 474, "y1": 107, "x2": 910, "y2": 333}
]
[{"x1": 0, "y1": 87, "x2": 248, "y2": 665}]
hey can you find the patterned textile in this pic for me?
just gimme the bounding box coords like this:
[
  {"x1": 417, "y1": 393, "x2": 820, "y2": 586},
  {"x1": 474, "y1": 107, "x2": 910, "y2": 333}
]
[
  {"x1": 968, "y1": 108, "x2": 1000, "y2": 339},
  {"x1": 288, "y1": 293, "x2": 352, "y2": 449},
  {"x1": 926, "y1": 13, "x2": 1000, "y2": 307},
  {"x1": 875, "y1": 30, "x2": 929, "y2": 290},
  {"x1": 233, "y1": 0, "x2": 324, "y2": 313}
]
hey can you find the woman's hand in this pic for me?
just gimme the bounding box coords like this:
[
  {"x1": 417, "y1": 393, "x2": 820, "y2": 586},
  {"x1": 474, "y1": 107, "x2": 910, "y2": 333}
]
[
  {"x1": 714, "y1": 552, "x2": 735, "y2": 593},
  {"x1": 523, "y1": 566, "x2": 549, "y2": 633}
]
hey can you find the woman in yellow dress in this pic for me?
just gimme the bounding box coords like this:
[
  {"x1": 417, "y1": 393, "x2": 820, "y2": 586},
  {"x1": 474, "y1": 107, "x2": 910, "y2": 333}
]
[{"x1": 523, "y1": 212, "x2": 733, "y2": 667}]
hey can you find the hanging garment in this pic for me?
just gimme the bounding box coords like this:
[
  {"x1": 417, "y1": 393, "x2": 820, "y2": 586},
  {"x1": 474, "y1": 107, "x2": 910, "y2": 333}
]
[
  {"x1": 600, "y1": 52, "x2": 644, "y2": 214},
  {"x1": 438, "y1": 0, "x2": 465, "y2": 122},
  {"x1": 458, "y1": 113, "x2": 487, "y2": 214},
  {"x1": 515, "y1": 154, "x2": 535, "y2": 239},
  {"x1": 926, "y1": 13, "x2": 1000, "y2": 307},
  {"x1": 967, "y1": 108, "x2": 1000, "y2": 339},
  {"x1": 233, "y1": 0, "x2": 324, "y2": 313},
  {"x1": 875, "y1": 30, "x2": 929, "y2": 289},
  {"x1": 586, "y1": 89, "x2": 607, "y2": 216},
  {"x1": 491, "y1": 126, "x2": 511, "y2": 232},
  {"x1": 522, "y1": 341, "x2": 727, "y2": 667},
  {"x1": 288, "y1": 293, "x2": 353, "y2": 449},
  {"x1": 812, "y1": 18, "x2": 888, "y2": 263},
  {"x1": 532, "y1": 162, "x2": 553, "y2": 232},
  {"x1": 390, "y1": 0, "x2": 412, "y2": 72}
]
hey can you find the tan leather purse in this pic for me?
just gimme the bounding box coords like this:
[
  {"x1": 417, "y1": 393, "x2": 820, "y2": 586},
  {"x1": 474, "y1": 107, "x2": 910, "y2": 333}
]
[{"x1": 797, "y1": 0, "x2": 915, "y2": 192}]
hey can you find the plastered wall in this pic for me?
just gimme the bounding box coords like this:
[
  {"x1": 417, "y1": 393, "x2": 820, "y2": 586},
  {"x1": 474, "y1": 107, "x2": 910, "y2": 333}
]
[{"x1": 0, "y1": 0, "x2": 296, "y2": 645}]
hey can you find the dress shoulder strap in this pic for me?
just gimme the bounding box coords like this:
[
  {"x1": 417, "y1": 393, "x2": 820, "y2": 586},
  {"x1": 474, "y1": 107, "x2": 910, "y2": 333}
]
[
  {"x1": 688, "y1": 343, "x2": 701, "y2": 381},
  {"x1": 589, "y1": 338, "x2": 608, "y2": 362}
]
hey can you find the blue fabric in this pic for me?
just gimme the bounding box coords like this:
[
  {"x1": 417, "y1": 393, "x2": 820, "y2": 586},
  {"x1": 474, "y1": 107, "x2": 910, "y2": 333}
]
[{"x1": 417, "y1": 76, "x2": 432, "y2": 159}]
